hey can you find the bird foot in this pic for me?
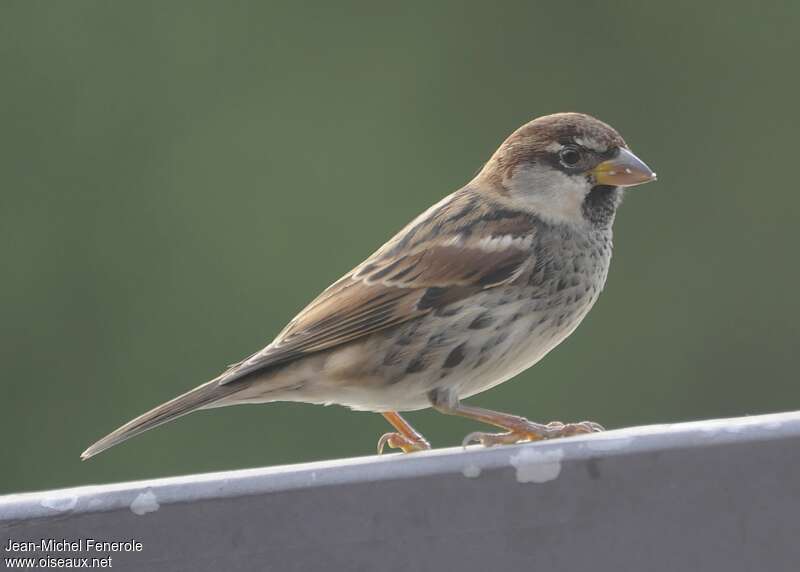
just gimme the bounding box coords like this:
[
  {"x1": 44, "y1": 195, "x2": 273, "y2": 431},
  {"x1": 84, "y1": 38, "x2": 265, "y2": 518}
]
[
  {"x1": 377, "y1": 432, "x2": 431, "y2": 454},
  {"x1": 462, "y1": 420, "x2": 604, "y2": 448}
]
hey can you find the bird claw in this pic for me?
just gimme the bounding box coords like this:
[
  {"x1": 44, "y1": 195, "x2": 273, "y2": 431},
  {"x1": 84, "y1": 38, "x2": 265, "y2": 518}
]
[
  {"x1": 462, "y1": 420, "x2": 604, "y2": 448},
  {"x1": 377, "y1": 432, "x2": 431, "y2": 454}
]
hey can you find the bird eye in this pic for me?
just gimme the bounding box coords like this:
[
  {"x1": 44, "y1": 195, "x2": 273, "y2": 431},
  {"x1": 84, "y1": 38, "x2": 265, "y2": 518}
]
[{"x1": 559, "y1": 146, "x2": 582, "y2": 167}]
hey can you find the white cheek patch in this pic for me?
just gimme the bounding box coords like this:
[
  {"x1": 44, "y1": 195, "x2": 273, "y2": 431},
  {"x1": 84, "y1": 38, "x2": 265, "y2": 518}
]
[{"x1": 505, "y1": 164, "x2": 591, "y2": 226}]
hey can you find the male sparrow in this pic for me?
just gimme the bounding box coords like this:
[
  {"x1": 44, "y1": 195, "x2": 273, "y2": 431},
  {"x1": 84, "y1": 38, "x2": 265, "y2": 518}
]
[{"x1": 82, "y1": 112, "x2": 656, "y2": 459}]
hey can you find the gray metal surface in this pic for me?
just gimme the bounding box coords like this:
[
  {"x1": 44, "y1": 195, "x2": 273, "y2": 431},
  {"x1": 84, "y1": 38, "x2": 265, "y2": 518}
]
[{"x1": 3, "y1": 411, "x2": 800, "y2": 571}]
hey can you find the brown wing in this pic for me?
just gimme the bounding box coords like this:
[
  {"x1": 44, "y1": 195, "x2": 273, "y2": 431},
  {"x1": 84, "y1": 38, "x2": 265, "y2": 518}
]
[{"x1": 218, "y1": 191, "x2": 536, "y2": 385}]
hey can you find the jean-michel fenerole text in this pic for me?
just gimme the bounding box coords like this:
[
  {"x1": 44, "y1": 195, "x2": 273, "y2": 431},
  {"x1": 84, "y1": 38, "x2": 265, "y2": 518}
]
[{"x1": 4, "y1": 537, "x2": 143, "y2": 553}]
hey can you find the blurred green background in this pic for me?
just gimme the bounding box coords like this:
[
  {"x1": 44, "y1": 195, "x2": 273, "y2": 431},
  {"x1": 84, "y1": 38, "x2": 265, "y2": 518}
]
[{"x1": 2, "y1": 1, "x2": 798, "y2": 495}]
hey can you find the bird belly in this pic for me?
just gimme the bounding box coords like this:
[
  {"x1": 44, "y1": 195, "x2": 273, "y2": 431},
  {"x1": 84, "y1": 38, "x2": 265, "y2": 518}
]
[
  {"x1": 454, "y1": 304, "x2": 591, "y2": 400},
  {"x1": 295, "y1": 282, "x2": 601, "y2": 412},
  {"x1": 455, "y1": 266, "x2": 607, "y2": 400}
]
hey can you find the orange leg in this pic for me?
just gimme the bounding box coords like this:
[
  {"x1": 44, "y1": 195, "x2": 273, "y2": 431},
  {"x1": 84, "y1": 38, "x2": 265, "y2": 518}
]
[
  {"x1": 431, "y1": 397, "x2": 603, "y2": 447},
  {"x1": 377, "y1": 411, "x2": 431, "y2": 454}
]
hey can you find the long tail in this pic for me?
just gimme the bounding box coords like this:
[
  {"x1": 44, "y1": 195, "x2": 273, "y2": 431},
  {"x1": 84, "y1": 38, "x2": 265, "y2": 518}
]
[{"x1": 80, "y1": 378, "x2": 242, "y2": 460}]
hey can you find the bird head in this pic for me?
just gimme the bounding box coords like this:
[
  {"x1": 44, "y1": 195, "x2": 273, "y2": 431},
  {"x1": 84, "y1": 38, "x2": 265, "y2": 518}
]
[{"x1": 478, "y1": 112, "x2": 656, "y2": 227}]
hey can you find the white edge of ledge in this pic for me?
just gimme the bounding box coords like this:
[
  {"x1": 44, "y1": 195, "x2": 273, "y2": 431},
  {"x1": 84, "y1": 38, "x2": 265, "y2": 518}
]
[{"x1": 2, "y1": 410, "x2": 799, "y2": 523}]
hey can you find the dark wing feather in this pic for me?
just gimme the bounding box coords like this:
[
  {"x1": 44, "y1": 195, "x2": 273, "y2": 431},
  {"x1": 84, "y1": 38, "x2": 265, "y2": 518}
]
[{"x1": 218, "y1": 192, "x2": 535, "y2": 385}]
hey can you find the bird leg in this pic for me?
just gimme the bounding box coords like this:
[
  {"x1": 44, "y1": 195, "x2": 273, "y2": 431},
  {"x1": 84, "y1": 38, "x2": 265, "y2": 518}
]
[
  {"x1": 429, "y1": 391, "x2": 603, "y2": 447},
  {"x1": 377, "y1": 411, "x2": 431, "y2": 454}
]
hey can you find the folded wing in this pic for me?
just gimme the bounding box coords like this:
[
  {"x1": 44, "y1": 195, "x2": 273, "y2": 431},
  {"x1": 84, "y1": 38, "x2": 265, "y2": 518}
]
[{"x1": 218, "y1": 197, "x2": 536, "y2": 385}]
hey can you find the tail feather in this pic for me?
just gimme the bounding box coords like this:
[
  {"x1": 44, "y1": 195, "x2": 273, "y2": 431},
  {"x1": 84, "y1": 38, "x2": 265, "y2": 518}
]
[{"x1": 81, "y1": 378, "x2": 239, "y2": 460}]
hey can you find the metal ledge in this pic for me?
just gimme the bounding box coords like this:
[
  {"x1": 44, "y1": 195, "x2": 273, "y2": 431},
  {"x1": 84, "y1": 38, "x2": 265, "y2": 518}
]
[{"x1": 3, "y1": 411, "x2": 800, "y2": 571}]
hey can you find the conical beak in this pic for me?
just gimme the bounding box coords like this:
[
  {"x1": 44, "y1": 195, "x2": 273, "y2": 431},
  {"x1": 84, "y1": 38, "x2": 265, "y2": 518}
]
[{"x1": 591, "y1": 147, "x2": 657, "y2": 188}]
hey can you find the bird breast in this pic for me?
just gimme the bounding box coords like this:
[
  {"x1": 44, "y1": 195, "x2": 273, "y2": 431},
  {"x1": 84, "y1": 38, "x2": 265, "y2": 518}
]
[{"x1": 449, "y1": 228, "x2": 613, "y2": 400}]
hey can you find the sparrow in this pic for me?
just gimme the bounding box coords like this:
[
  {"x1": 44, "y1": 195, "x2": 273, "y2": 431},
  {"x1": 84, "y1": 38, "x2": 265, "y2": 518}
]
[{"x1": 81, "y1": 112, "x2": 656, "y2": 460}]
